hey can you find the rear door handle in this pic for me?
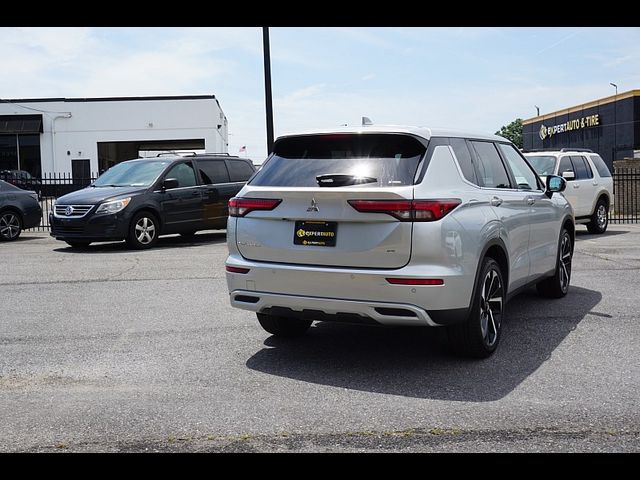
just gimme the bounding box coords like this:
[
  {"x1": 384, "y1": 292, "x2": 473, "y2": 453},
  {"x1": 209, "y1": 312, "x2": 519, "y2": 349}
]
[
  {"x1": 490, "y1": 196, "x2": 503, "y2": 207},
  {"x1": 572, "y1": 184, "x2": 580, "y2": 189},
  {"x1": 526, "y1": 197, "x2": 535, "y2": 205},
  {"x1": 191, "y1": 191, "x2": 201, "y2": 196}
]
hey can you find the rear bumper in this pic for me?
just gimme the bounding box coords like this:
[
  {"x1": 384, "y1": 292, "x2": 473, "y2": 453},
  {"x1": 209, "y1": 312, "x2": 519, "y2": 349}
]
[
  {"x1": 225, "y1": 255, "x2": 473, "y2": 326},
  {"x1": 231, "y1": 290, "x2": 439, "y2": 326}
]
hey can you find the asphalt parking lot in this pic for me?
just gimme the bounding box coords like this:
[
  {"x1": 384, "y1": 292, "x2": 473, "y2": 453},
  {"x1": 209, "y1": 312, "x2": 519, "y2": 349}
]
[{"x1": 1, "y1": 226, "x2": 639, "y2": 452}]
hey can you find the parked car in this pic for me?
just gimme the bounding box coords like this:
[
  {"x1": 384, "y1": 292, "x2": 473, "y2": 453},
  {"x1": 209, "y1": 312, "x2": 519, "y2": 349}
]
[
  {"x1": 0, "y1": 170, "x2": 42, "y2": 200},
  {"x1": 0, "y1": 179, "x2": 42, "y2": 241},
  {"x1": 50, "y1": 154, "x2": 255, "y2": 249},
  {"x1": 225, "y1": 126, "x2": 574, "y2": 358},
  {"x1": 523, "y1": 149, "x2": 613, "y2": 234}
]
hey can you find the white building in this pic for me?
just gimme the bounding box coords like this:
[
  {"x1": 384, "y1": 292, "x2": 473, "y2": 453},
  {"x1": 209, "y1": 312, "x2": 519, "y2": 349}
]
[{"x1": 0, "y1": 95, "x2": 228, "y2": 178}]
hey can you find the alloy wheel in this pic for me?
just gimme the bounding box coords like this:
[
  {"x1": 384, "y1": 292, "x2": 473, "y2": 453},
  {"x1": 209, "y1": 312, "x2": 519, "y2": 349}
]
[
  {"x1": 135, "y1": 216, "x2": 156, "y2": 245},
  {"x1": 0, "y1": 213, "x2": 20, "y2": 240},
  {"x1": 559, "y1": 233, "x2": 572, "y2": 293},
  {"x1": 597, "y1": 204, "x2": 608, "y2": 230},
  {"x1": 480, "y1": 268, "x2": 503, "y2": 348}
]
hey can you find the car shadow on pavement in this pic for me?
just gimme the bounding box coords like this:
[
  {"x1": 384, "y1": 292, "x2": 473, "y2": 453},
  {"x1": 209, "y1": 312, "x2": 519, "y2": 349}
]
[
  {"x1": 575, "y1": 228, "x2": 628, "y2": 240},
  {"x1": 52, "y1": 231, "x2": 227, "y2": 253},
  {"x1": 245, "y1": 285, "x2": 601, "y2": 402}
]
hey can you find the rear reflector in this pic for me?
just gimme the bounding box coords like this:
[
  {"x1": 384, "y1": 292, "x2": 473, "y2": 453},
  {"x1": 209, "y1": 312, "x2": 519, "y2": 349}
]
[
  {"x1": 348, "y1": 199, "x2": 460, "y2": 221},
  {"x1": 386, "y1": 278, "x2": 444, "y2": 286},
  {"x1": 229, "y1": 197, "x2": 282, "y2": 217},
  {"x1": 226, "y1": 266, "x2": 251, "y2": 274}
]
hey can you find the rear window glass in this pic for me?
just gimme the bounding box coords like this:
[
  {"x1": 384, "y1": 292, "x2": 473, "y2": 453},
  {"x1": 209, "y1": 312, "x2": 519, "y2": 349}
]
[
  {"x1": 589, "y1": 154, "x2": 612, "y2": 178},
  {"x1": 249, "y1": 134, "x2": 426, "y2": 188},
  {"x1": 227, "y1": 160, "x2": 255, "y2": 182}
]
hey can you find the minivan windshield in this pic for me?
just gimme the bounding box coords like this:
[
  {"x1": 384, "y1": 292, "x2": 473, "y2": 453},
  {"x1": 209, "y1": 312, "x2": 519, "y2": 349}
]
[
  {"x1": 526, "y1": 155, "x2": 557, "y2": 176},
  {"x1": 249, "y1": 133, "x2": 426, "y2": 188},
  {"x1": 93, "y1": 160, "x2": 170, "y2": 187}
]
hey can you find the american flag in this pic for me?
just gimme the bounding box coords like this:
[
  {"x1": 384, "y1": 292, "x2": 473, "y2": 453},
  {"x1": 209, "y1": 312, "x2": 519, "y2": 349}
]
[{"x1": 239, "y1": 146, "x2": 246, "y2": 153}]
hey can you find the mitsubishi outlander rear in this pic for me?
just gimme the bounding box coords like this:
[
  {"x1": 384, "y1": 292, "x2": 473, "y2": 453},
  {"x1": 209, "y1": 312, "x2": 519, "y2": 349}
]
[{"x1": 225, "y1": 126, "x2": 574, "y2": 357}]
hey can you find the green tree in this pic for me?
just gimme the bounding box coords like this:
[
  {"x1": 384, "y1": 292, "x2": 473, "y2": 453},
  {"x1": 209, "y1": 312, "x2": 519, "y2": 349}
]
[{"x1": 495, "y1": 118, "x2": 523, "y2": 148}]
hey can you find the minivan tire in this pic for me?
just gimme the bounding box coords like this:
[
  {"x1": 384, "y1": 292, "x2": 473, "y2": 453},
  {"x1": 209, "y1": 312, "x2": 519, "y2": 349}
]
[
  {"x1": 586, "y1": 198, "x2": 608, "y2": 234},
  {"x1": 257, "y1": 313, "x2": 313, "y2": 337},
  {"x1": 447, "y1": 257, "x2": 505, "y2": 358},
  {"x1": 126, "y1": 211, "x2": 159, "y2": 250},
  {"x1": 536, "y1": 228, "x2": 572, "y2": 298}
]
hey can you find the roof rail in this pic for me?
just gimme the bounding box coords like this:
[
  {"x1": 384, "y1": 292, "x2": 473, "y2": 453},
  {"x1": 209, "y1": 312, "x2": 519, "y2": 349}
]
[
  {"x1": 182, "y1": 152, "x2": 240, "y2": 158},
  {"x1": 560, "y1": 148, "x2": 593, "y2": 153},
  {"x1": 521, "y1": 148, "x2": 559, "y2": 153}
]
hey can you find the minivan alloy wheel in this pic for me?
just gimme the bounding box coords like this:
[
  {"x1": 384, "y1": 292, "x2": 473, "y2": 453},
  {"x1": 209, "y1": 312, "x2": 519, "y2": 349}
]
[
  {"x1": 480, "y1": 267, "x2": 503, "y2": 348},
  {"x1": 0, "y1": 213, "x2": 21, "y2": 240},
  {"x1": 135, "y1": 216, "x2": 156, "y2": 244}
]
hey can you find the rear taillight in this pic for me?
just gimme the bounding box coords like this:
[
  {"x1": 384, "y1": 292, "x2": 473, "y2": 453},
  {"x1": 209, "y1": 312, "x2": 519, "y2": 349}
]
[
  {"x1": 386, "y1": 278, "x2": 444, "y2": 286},
  {"x1": 229, "y1": 197, "x2": 282, "y2": 217},
  {"x1": 348, "y1": 199, "x2": 461, "y2": 221},
  {"x1": 226, "y1": 266, "x2": 250, "y2": 274}
]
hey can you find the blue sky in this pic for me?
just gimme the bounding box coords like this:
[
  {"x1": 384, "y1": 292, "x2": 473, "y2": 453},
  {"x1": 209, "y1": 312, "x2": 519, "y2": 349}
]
[{"x1": 1, "y1": 27, "x2": 639, "y2": 162}]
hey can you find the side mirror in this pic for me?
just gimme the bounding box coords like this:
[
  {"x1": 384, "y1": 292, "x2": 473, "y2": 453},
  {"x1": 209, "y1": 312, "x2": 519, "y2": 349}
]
[
  {"x1": 546, "y1": 175, "x2": 566, "y2": 196},
  {"x1": 561, "y1": 170, "x2": 576, "y2": 181},
  {"x1": 162, "y1": 178, "x2": 179, "y2": 190}
]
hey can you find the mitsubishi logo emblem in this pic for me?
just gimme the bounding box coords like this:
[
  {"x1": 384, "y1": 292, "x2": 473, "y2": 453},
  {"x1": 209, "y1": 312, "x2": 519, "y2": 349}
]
[
  {"x1": 65, "y1": 206, "x2": 74, "y2": 216},
  {"x1": 306, "y1": 198, "x2": 319, "y2": 212}
]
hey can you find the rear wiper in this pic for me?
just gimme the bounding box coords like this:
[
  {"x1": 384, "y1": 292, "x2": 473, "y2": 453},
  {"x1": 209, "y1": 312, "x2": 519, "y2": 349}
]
[{"x1": 316, "y1": 174, "x2": 378, "y2": 187}]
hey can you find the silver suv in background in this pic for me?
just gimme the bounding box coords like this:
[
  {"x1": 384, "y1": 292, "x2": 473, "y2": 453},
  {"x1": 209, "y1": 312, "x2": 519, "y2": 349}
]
[
  {"x1": 523, "y1": 149, "x2": 613, "y2": 234},
  {"x1": 225, "y1": 126, "x2": 574, "y2": 358}
]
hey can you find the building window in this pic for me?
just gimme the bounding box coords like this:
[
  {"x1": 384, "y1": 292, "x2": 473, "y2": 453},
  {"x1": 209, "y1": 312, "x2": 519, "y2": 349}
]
[{"x1": 0, "y1": 134, "x2": 41, "y2": 176}]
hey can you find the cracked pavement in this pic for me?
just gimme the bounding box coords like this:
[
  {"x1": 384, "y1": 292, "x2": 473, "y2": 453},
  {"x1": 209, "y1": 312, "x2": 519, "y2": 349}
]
[{"x1": 0, "y1": 226, "x2": 638, "y2": 452}]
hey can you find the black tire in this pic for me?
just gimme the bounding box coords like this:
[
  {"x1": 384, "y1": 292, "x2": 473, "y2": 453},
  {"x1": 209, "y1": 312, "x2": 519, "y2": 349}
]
[
  {"x1": 257, "y1": 312, "x2": 313, "y2": 337},
  {"x1": 126, "y1": 211, "x2": 159, "y2": 250},
  {"x1": 447, "y1": 257, "x2": 505, "y2": 358},
  {"x1": 65, "y1": 241, "x2": 91, "y2": 249},
  {"x1": 586, "y1": 198, "x2": 608, "y2": 234},
  {"x1": 0, "y1": 210, "x2": 22, "y2": 241},
  {"x1": 536, "y1": 228, "x2": 573, "y2": 298}
]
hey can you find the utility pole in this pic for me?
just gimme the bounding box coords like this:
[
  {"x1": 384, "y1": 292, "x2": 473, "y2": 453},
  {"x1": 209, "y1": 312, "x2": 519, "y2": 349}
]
[{"x1": 263, "y1": 27, "x2": 274, "y2": 154}]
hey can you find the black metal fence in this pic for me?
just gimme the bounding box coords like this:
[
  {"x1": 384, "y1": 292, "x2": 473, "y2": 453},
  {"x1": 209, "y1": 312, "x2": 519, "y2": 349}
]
[
  {"x1": 14, "y1": 169, "x2": 640, "y2": 231},
  {"x1": 611, "y1": 168, "x2": 640, "y2": 224},
  {"x1": 22, "y1": 173, "x2": 97, "y2": 232}
]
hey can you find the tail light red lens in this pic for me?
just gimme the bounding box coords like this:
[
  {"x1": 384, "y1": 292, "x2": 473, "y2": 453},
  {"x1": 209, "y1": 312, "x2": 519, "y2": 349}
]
[
  {"x1": 386, "y1": 278, "x2": 444, "y2": 286},
  {"x1": 229, "y1": 197, "x2": 282, "y2": 217},
  {"x1": 226, "y1": 266, "x2": 251, "y2": 274},
  {"x1": 348, "y1": 199, "x2": 461, "y2": 221}
]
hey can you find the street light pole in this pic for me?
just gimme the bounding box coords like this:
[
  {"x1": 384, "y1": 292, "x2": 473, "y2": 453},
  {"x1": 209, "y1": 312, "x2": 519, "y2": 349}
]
[
  {"x1": 535, "y1": 105, "x2": 540, "y2": 116},
  {"x1": 263, "y1": 27, "x2": 275, "y2": 155},
  {"x1": 610, "y1": 82, "x2": 618, "y2": 162}
]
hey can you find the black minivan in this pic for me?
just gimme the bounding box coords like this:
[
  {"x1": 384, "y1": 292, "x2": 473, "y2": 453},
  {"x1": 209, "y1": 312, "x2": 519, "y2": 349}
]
[{"x1": 50, "y1": 154, "x2": 255, "y2": 249}]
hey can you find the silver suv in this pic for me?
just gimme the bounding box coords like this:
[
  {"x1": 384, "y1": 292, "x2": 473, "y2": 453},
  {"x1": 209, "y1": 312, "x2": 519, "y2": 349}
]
[
  {"x1": 225, "y1": 126, "x2": 574, "y2": 357},
  {"x1": 523, "y1": 149, "x2": 613, "y2": 234}
]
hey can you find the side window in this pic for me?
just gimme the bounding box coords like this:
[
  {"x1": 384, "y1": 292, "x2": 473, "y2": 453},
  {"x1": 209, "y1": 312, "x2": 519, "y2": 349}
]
[
  {"x1": 226, "y1": 160, "x2": 255, "y2": 182},
  {"x1": 589, "y1": 154, "x2": 612, "y2": 178},
  {"x1": 450, "y1": 138, "x2": 478, "y2": 185},
  {"x1": 558, "y1": 157, "x2": 574, "y2": 178},
  {"x1": 197, "y1": 160, "x2": 230, "y2": 185},
  {"x1": 165, "y1": 162, "x2": 197, "y2": 188},
  {"x1": 497, "y1": 143, "x2": 540, "y2": 190},
  {"x1": 470, "y1": 141, "x2": 511, "y2": 189},
  {"x1": 571, "y1": 156, "x2": 592, "y2": 180}
]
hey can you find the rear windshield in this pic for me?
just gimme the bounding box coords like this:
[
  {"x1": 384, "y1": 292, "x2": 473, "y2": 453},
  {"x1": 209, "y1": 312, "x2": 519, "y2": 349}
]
[
  {"x1": 249, "y1": 133, "x2": 426, "y2": 188},
  {"x1": 525, "y1": 155, "x2": 557, "y2": 176}
]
